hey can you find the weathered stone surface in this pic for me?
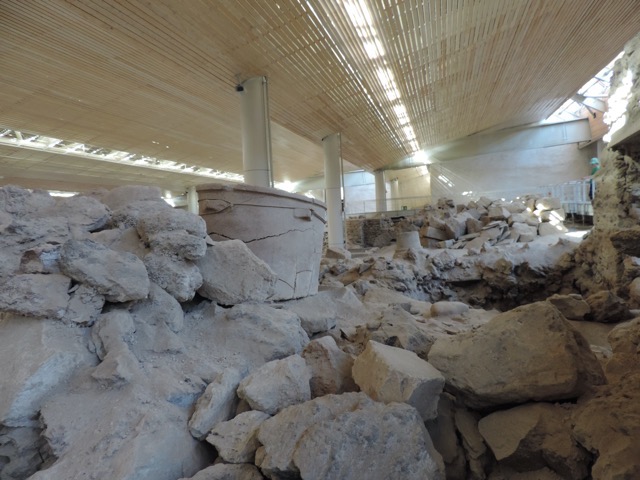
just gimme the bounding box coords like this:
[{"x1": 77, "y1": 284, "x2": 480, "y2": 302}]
[
  {"x1": 130, "y1": 282, "x2": 184, "y2": 333},
  {"x1": 353, "y1": 341, "x2": 444, "y2": 420},
  {"x1": 325, "y1": 246, "x2": 351, "y2": 259},
  {"x1": 425, "y1": 394, "x2": 467, "y2": 480},
  {"x1": 538, "y1": 222, "x2": 568, "y2": 236},
  {"x1": 302, "y1": 336, "x2": 357, "y2": 397},
  {"x1": 206, "y1": 410, "x2": 270, "y2": 463},
  {"x1": 510, "y1": 222, "x2": 538, "y2": 242},
  {"x1": 535, "y1": 197, "x2": 562, "y2": 211},
  {"x1": 546, "y1": 293, "x2": 590, "y2": 320},
  {"x1": 101, "y1": 185, "x2": 164, "y2": 211},
  {"x1": 179, "y1": 464, "x2": 264, "y2": 480},
  {"x1": 430, "y1": 301, "x2": 469, "y2": 317},
  {"x1": 52, "y1": 195, "x2": 111, "y2": 232},
  {"x1": 60, "y1": 239, "x2": 150, "y2": 302},
  {"x1": 110, "y1": 200, "x2": 170, "y2": 229},
  {"x1": 0, "y1": 273, "x2": 70, "y2": 319},
  {"x1": 585, "y1": 290, "x2": 632, "y2": 323},
  {"x1": 256, "y1": 392, "x2": 374, "y2": 478},
  {"x1": 0, "y1": 315, "x2": 96, "y2": 427},
  {"x1": 196, "y1": 240, "x2": 276, "y2": 305},
  {"x1": 0, "y1": 185, "x2": 56, "y2": 216},
  {"x1": 63, "y1": 284, "x2": 105, "y2": 326},
  {"x1": 479, "y1": 403, "x2": 589, "y2": 479},
  {"x1": 572, "y1": 372, "x2": 640, "y2": 480},
  {"x1": 148, "y1": 230, "x2": 207, "y2": 260},
  {"x1": 217, "y1": 304, "x2": 309, "y2": 363},
  {"x1": 362, "y1": 286, "x2": 431, "y2": 316},
  {"x1": 428, "y1": 302, "x2": 606, "y2": 408},
  {"x1": 189, "y1": 368, "x2": 246, "y2": 440},
  {"x1": 454, "y1": 406, "x2": 489, "y2": 479},
  {"x1": 238, "y1": 355, "x2": 311, "y2": 415},
  {"x1": 605, "y1": 317, "x2": 640, "y2": 380},
  {"x1": 137, "y1": 207, "x2": 207, "y2": 242},
  {"x1": 144, "y1": 252, "x2": 202, "y2": 302},
  {"x1": 292, "y1": 402, "x2": 445, "y2": 480},
  {"x1": 368, "y1": 306, "x2": 434, "y2": 359}
]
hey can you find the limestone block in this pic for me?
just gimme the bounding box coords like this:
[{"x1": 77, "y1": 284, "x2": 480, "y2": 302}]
[
  {"x1": 63, "y1": 284, "x2": 105, "y2": 326},
  {"x1": 511, "y1": 222, "x2": 538, "y2": 242},
  {"x1": 444, "y1": 213, "x2": 470, "y2": 239},
  {"x1": 352, "y1": 341, "x2": 444, "y2": 420},
  {"x1": 147, "y1": 230, "x2": 207, "y2": 260},
  {"x1": 52, "y1": 195, "x2": 111, "y2": 232},
  {"x1": 144, "y1": 252, "x2": 202, "y2": 302},
  {"x1": 585, "y1": 290, "x2": 632, "y2": 323},
  {"x1": 196, "y1": 240, "x2": 276, "y2": 305},
  {"x1": 219, "y1": 304, "x2": 309, "y2": 363},
  {"x1": 292, "y1": 402, "x2": 445, "y2": 480},
  {"x1": 324, "y1": 246, "x2": 351, "y2": 259},
  {"x1": 206, "y1": 410, "x2": 270, "y2": 463},
  {"x1": 130, "y1": 282, "x2": 184, "y2": 332},
  {"x1": 362, "y1": 286, "x2": 431, "y2": 316},
  {"x1": 302, "y1": 336, "x2": 357, "y2": 397},
  {"x1": 466, "y1": 217, "x2": 484, "y2": 234},
  {"x1": 479, "y1": 403, "x2": 589, "y2": 479},
  {"x1": 281, "y1": 286, "x2": 364, "y2": 336},
  {"x1": 535, "y1": 197, "x2": 562, "y2": 211},
  {"x1": 424, "y1": 225, "x2": 449, "y2": 240},
  {"x1": 179, "y1": 464, "x2": 266, "y2": 480},
  {"x1": 546, "y1": 293, "x2": 590, "y2": 320},
  {"x1": 430, "y1": 301, "x2": 469, "y2": 317},
  {"x1": 237, "y1": 355, "x2": 311, "y2": 415},
  {"x1": 0, "y1": 273, "x2": 70, "y2": 319},
  {"x1": 538, "y1": 222, "x2": 568, "y2": 235},
  {"x1": 540, "y1": 208, "x2": 566, "y2": 222},
  {"x1": 256, "y1": 392, "x2": 373, "y2": 477},
  {"x1": 0, "y1": 315, "x2": 97, "y2": 427},
  {"x1": 60, "y1": 239, "x2": 150, "y2": 302},
  {"x1": 91, "y1": 346, "x2": 140, "y2": 387},
  {"x1": 488, "y1": 206, "x2": 511, "y2": 221},
  {"x1": 428, "y1": 302, "x2": 606, "y2": 408},
  {"x1": 189, "y1": 368, "x2": 247, "y2": 440},
  {"x1": 369, "y1": 306, "x2": 434, "y2": 359}
]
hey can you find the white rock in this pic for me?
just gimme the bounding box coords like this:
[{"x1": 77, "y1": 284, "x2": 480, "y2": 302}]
[
  {"x1": 292, "y1": 402, "x2": 445, "y2": 480},
  {"x1": 238, "y1": 355, "x2": 311, "y2": 415},
  {"x1": 60, "y1": 239, "x2": 150, "y2": 302},
  {"x1": 428, "y1": 301, "x2": 606, "y2": 408},
  {"x1": 206, "y1": 410, "x2": 270, "y2": 463},
  {"x1": 538, "y1": 222, "x2": 568, "y2": 236},
  {"x1": 352, "y1": 341, "x2": 445, "y2": 420},
  {"x1": 430, "y1": 301, "x2": 469, "y2": 317},
  {"x1": 0, "y1": 273, "x2": 70, "y2": 319},
  {"x1": 196, "y1": 240, "x2": 276, "y2": 305},
  {"x1": 189, "y1": 368, "x2": 246, "y2": 440},
  {"x1": 301, "y1": 336, "x2": 357, "y2": 397},
  {"x1": 535, "y1": 197, "x2": 562, "y2": 211}
]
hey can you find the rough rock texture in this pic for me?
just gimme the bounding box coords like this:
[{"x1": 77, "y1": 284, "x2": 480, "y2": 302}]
[
  {"x1": 428, "y1": 302, "x2": 606, "y2": 408},
  {"x1": 206, "y1": 410, "x2": 270, "y2": 463},
  {"x1": 237, "y1": 355, "x2": 311, "y2": 415},
  {"x1": 604, "y1": 316, "x2": 640, "y2": 380},
  {"x1": 144, "y1": 252, "x2": 202, "y2": 302},
  {"x1": 179, "y1": 464, "x2": 265, "y2": 480},
  {"x1": 302, "y1": 336, "x2": 357, "y2": 397},
  {"x1": 196, "y1": 240, "x2": 277, "y2": 305},
  {"x1": 479, "y1": 403, "x2": 589, "y2": 479},
  {"x1": 546, "y1": 293, "x2": 590, "y2": 320},
  {"x1": 584, "y1": 290, "x2": 632, "y2": 323},
  {"x1": 0, "y1": 273, "x2": 70, "y2": 319},
  {"x1": 352, "y1": 340, "x2": 444, "y2": 420}
]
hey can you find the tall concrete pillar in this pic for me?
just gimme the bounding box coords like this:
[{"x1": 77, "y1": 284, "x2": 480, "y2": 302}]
[
  {"x1": 390, "y1": 177, "x2": 400, "y2": 211},
  {"x1": 187, "y1": 186, "x2": 198, "y2": 214},
  {"x1": 323, "y1": 133, "x2": 344, "y2": 249},
  {"x1": 239, "y1": 76, "x2": 273, "y2": 188},
  {"x1": 374, "y1": 170, "x2": 386, "y2": 212}
]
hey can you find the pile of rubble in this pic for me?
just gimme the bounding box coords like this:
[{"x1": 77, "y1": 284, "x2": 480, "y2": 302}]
[{"x1": 347, "y1": 195, "x2": 569, "y2": 251}]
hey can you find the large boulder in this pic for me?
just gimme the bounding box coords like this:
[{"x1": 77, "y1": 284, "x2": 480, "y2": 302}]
[
  {"x1": 302, "y1": 336, "x2": 357, "y2": 397},
  {"x1": 479, "y1": 403, "x2": 589, "y2": 479},
  {"x1": 196, "y1": 240, "x2": 277, "y2": 305},
  {"x1": 428, "y1": 302, "x2": 606, "y2": 408},
  {"x1": 144, "y1": 253, "x2": 202, "y2": 302},
  {"x1": 60, "y1": 239, "x2": 150, "y2": 302},
  {"x1": 51, "y1": 195, "x2": 111, "y2": 232},
  {"x1": 352, "y1": 341, "x2": 444, "y2": 421},
  {"x1": 237, "y1": 355, "x2": 311, "y2": 415}
]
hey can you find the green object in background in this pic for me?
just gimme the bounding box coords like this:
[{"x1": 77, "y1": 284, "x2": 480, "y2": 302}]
[{"x1": 590, "y1": 158, "x2": 600, "y2": 175}]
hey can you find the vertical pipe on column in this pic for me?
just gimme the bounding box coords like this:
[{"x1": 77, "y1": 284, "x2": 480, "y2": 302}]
[
  {"x1": 239, "y1": 76, "x2": 273, "y2": 188},
  {"x1": 187, "y1": 186, "x2": 198, "y2": 214},
  {"x1": 323, "y1": 133, "x2": 345, "y2": 249},
  {"x1": 390, "y1": 178, "x2": 400, "y2": 211},
  {"x1": 375, "y1": 170, "x2": 386, "y2": 212}
]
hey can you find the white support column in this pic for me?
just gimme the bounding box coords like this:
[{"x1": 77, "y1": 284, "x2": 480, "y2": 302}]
[
  {"x1": 239, "y1": 76, "x2": 273, "y2": 188},
  {"x1": 187, "y1": 186, "x2": 198, "y2": 214},
  {"x1": 323, "y1": 133, "x2": 344, "y2": 249},
  {"x1": 374, "y1": 170, "x2": 386, "y2": 212},
  {"x1": 390, "y1": 177, "x2": 400, "y2": 211}
]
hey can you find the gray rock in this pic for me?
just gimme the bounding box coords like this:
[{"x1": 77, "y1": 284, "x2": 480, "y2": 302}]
[
  {"x1": 137, "y1": 207, "x2": 207, "y2": 241},
  {"x1": 352, "y1": 341, "x2": 444, "y2": 421},
  {"x1": 238, "y1": 355, "x2": 311, "y2": 415},
  {"x1": 546, "y1": 293, "x2": 590, "y2": 320},
  {"x1": 302, "y1": 336, "x2": 357, "y2": 397},
  {"x1": 369, "y1": 306, "x2": 434, "y2": 359},
  {"x1": 0, "y1": 273, "x2": 70, "y2": 319},
  {"x1": 206, "y1": 410, "x2": 270, "y2": 463},
  {"x1": 110, "y1": 199, "x2": 170, "y2": 229},
  {"x1": 131, "y1": 282, "x2": 184, "y2": 333},
  {"x1": 196, "y1": 240, "x2": 276, "y2": 305},
  {"x1": 19, "y1": 244, "x2": 62, "y2": 274},
  {"x1": 179, "y1": 464, "x2": 264, "y2": 480},
  {"x1": 52, "y1": 195, "x2": 111, "y2": 232},
  {"x1": 101, "y1": 185, "x2": 163, "y2": 210},
  {"x1": 60, "y1": 239, "x2": 150, "y2": 302},
  {"x1": 63, "y1": 284, "x2": 105, "y2": 326},
  {"x1": 292, "y1": 402, "x2": 445, "y2": 480},
  {"x1": 144, "y1": 252, "x2": 202, "y2": 302},
  {"x1": 0, "y1": 185, "x2": 55, "y2": 216},
  {"x1": 147, "y1": 230, "x2": 207, "y2": 260},
  {"x1": 538, "y1": 222, "x2": 568, "y2": 236},
  {"x1": 189, "y1": 368, "x2": 247, "y2": 440},
  {"x1": 428, "y1": 302, "x2": 606, "y2": 408}
]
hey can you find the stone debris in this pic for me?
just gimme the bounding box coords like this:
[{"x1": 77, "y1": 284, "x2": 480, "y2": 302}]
[
  {"x1": 2, "y1": 169, "x2": 640, "y2": 480},
  {"x1": 352, "y1": 340, "x2": 444, "y2": 420}
]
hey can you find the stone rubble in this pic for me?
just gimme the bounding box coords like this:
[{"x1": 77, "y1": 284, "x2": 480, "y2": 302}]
[{"x1": 1, "y1": 156, "x2": 640, "y2": 480}]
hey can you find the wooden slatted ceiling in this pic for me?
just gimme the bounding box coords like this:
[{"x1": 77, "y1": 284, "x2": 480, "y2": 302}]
[{"x1": 0, "y1": 0, "x2": 640, "y2": 193}]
